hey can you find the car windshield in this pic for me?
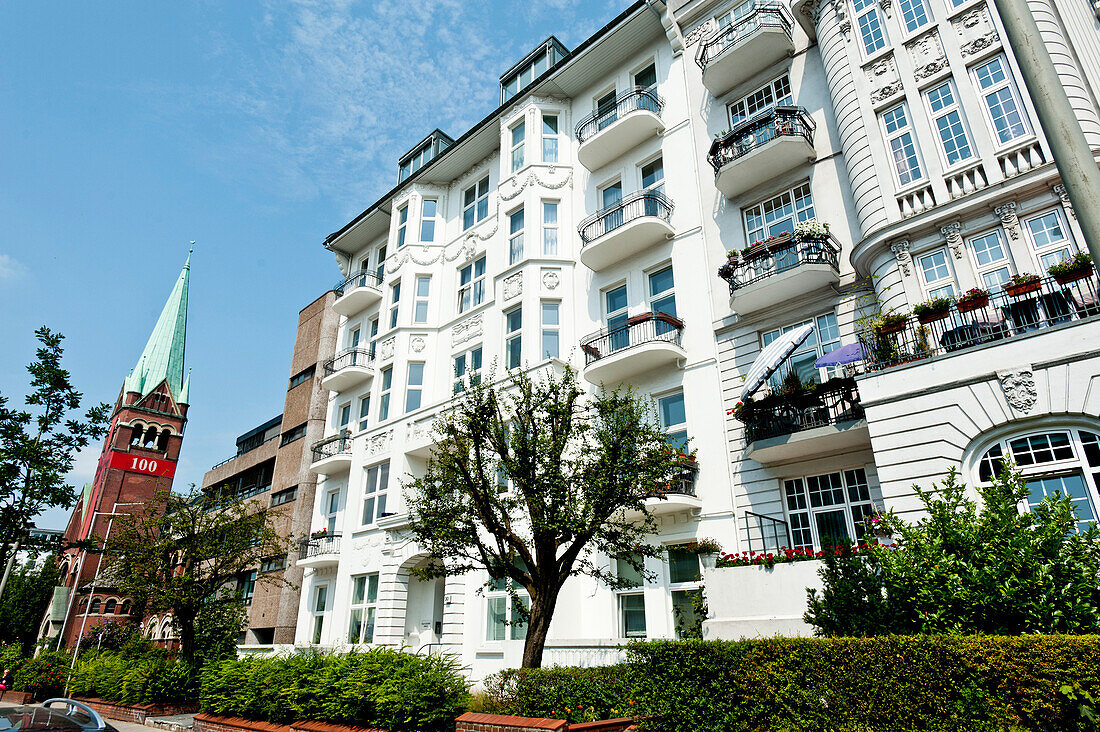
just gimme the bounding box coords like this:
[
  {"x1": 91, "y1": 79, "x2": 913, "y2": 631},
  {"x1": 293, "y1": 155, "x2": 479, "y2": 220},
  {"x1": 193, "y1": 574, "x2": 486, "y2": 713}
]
[{"x1": 0, "y1": 708, "x2": 88, "y2": 732}]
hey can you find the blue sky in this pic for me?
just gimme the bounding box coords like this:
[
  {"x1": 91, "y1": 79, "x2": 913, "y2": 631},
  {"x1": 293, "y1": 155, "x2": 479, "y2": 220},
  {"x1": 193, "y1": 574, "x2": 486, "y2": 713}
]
[{"x1": 0, "y1": 0, "x2": 622, "y2": 530}]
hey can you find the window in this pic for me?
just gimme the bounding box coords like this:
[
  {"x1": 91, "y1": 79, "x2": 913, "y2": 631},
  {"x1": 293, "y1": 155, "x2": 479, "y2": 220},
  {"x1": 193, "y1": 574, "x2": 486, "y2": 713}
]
[
  {"x1": 510, "y1": 121, "x2": 525, "y2": 173},
  {"x1": 968, "y1": 230, "x2": 1014, "y2": 292},
  {"x1": 542, "y1": 114, "x2": 559, "y2": 163},
  {"x1": 389, "y1": 281, "x2": 401, "y2": 329},
  {"x1": 1024, "y1": 209, "x2": 1077, "y2": 270},
  {"x1": 337, "y1": 402, "x2": 351, "y2": 431},
  {"x1": 615, "y1": 553, "x2": 646, "y2": 638},
  {"x1": 362, "y1": 462, "x2": 390, "y2": 525},
  {"x1": 596, "y1": 89, "x2": 618, "y2": 131},
  {"x1": 374, "y1": 245, "x2": 387, "y2": 281},
  {"x1": 604, "y1": 284, "x2": 629, "y2": 351},
  {"x1": 238, "y1": 570, "x2": 257, "y2": 605},
  {"x1": 744, "y1": 183, "x2": 814, "y2": 245},
  {"x1": 358, "y1": 396, "x2": 371, "y2": 431},
  {"x1": 280, "y1": 423, "x2": 306, "y2": 446},
  {"x1": 509, "y1": 207, "x2": 525, "y2": 265},
  {"x1": 762, "y1": 313, "x2": 841, "y2": 386},
  {"x1": 289, "y1": 366, "x2": 315, "y2": 389},
  {"x1": 541, "y1": 302, "x2": 559, "y2": 359},
  {"x1": 458, "y1": 257, "x2": 487, "y2": 313},
  {"x1": 271, "y1": 486, "x2": 297, "y2": 506},
  {"x1": 405, "y1": 363, "x2": 424, "y2": 413},
  {"x1": 463, "y1": 176, "x2": 490, "y2": 230},
  {"x1": 453, "y1": 346, "x2": 483, "y2": 394},
  {"x1": 348, "y1": 326, "x2": 361, "y2": 349},
  {"x1": 882, "y1": 104, "x2": 924, "y2": 186},
  {"x1": 485, "y1": 574, "x2": 529, "y2": 641},
  {"x1": 420, "y1": 199, "x2": 437, "y2": 242},
  {"x1": 379, "y1": 367, "x2": 392, "y2": 421},
  {"x1": 785, "y1": 469, "x2": 875, "y2": 550},
  {"x1": 260, "y1": 556, "x2": 286, "y2": 574},
  {"x1": 926, "y1": 81, "x2": 974, "y2": 167},
  {"x1": 505, "y1": 307, "x2": 523, "y2": 369},
  {"x1": 324, "y1": 490, "x2": 340, "y2": 534},
  {"x1": 634, "y1": 62, "x2": 657, "y2": 91},
  {"x1": 542, "y1": 201, "x2": 558, "y2": 255},
  {"x1": 500, "y1": 42, "x2": 563, "y2": 102},
  {"x1": 658, "y1": 391, "x2": 688, "y2": 453},
  {"x1": 649, "y1": 266, "x2": 677, "y2": 334},
  {"x1": 717, "y1": 0, "x2": 756, "y2": 29},
  {"x1": 668, "y1": 546, "x2": 702, "y2": 639},
  {"x1": 918, "y1": 248, "x2": 957, "y2": 299},
  {"x1": 396, "y1": 205, "x2": 408, "y2": 248},
  {"x1": 977, "y1": 429, "x2": 1100, "y2": 534},
  {"x1": 898, "y1": 0, "x2": 930, "y2": 33},
  {"x1": 414, "y1": 276, "x2": 431, "y2": 323},
  {"x1": 853, "y1": 0, "x2": 888, "y2": 56},
  {"x1": 310, "y1": 585, "x2": 327, "y2": 644},
  {"x1": 641, "y1": 156, "x2": 665, "y2": 200},
  {"x1": 599, "y1": 180, "x2": 624, "y2": 230},
  {"x1": 728, "y1": 75, "x2": 792, "y2": 128},
  {"x1": 972, "y1": 56, "x2": 1030, "y2": 145},
  {"x1": 90, "y1": 597, "x2": 101, "y2": 614},
  {"x1": 348, "y1": 574, "x2": 379, "y2": 644},
  {"x1": 368, "y1": 318, "x2": 379, "y2": 358}
]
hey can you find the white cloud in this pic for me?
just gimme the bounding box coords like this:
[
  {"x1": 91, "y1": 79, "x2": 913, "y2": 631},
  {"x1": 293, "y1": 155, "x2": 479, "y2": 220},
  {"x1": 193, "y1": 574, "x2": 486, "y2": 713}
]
[{"x1": 0, "y1": 253, "x2": 26, "y2": 280}]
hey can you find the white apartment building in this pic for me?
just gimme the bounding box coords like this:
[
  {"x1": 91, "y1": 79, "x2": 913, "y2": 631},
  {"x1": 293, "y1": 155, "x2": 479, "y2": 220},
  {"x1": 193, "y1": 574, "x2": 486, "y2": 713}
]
[{"x1": 293, "y1": 0, "x2": 1100, "y2": 670}]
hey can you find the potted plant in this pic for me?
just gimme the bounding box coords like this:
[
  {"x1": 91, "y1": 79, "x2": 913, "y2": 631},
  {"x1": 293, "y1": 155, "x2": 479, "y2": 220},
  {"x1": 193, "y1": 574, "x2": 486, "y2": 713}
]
[
  {"x1": 912, "y1": 296, "x2": 953, "y2": 324},
  {"x1": 1048, "y1": 251, "x2": 1094, "y2": 284},
  {"x1": 310, "y1": 528, "x2": 329, "y2": 540},
  {"x1": 694, "y1": 537, "x2": 722, "y2": 569},
  {"x1": 955, "y1": 286, "x2": 990, "y2": 314},
  {"x1": 872, "y1": 310, "x2": 908, "y2": 335},
  {"x1": 793, "y1": 218, "x2": 830, "y2": 242},
  {"x1": 1005, "y1": 272, "x2": 1042, "y2": 297}
]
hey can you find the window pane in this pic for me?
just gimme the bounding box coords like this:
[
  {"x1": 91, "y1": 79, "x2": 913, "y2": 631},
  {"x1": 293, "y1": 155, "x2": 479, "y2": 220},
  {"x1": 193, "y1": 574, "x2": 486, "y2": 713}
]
[
  {"x1": 486, "y1": 597, "x2": 507, "y2": 641},
  {"x1": 1027, "y1": 474, "x2": 1097, "y2": 532},
  {"x1": 668, "y1": 546, "x2": 701, "y2": 584},
  {"x1": 649, "y1": 266, "x2": 674, "y2": 297},
  {"x1": 616, "y1": 553, "x2": 645, "y2": 587},
  {"x1": 620, "y1": 594, "x2": 646, "y2": 637},
  {"x1": 815, "y1": 509, "x2": 850, "y2": 547},
  {"x1": 660, "y1": 393, "x2": 686, "y2": 429}
]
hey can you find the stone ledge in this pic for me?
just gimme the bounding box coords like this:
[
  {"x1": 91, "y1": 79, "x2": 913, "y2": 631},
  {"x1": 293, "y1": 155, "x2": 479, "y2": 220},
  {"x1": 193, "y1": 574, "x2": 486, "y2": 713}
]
[
  {"x1": 455, "y1": 712, "x2": 567, "y2": 731},
  {"x1": 193, "y1": 713, "x2": 292, "y2": 732}
]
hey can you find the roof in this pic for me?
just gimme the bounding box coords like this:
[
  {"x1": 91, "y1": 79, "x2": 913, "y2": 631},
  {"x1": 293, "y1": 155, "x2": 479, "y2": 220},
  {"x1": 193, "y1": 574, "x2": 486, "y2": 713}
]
[{"x1": 124, "y1": 251, "x2": 190, "y2": 402}]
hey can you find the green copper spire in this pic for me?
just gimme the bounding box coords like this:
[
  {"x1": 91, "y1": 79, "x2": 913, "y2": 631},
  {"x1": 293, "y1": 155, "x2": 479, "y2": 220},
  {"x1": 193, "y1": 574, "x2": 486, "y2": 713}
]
[{"x1": 126, "y1": 250, "x2": 190, "y2": 402}]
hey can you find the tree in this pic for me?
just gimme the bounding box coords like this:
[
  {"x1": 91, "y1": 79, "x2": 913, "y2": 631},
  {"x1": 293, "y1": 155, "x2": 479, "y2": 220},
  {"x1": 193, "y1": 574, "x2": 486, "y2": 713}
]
[
  {"x1": 805, "y1": 465, "x2": 1100, "y2": 635},
  {"x1": 100, "y1": 486, "x2": 288, "y2": 665},
  {"x1": 405, "y1": 366, "x2": 688, "y2": 668},
  {"x1": 0, "y1": 551, "x2": 61, "y2": 653},
  {"x1": 0, "y1": 327, "x2": 109, "y2": 583}
]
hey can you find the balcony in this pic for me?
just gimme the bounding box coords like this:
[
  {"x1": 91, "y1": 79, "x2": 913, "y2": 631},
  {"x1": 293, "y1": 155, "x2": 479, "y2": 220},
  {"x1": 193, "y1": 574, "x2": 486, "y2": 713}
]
[
  {"x1": 297, "y1": 533, "x2": 341, "y2": 567},
  {"x1": 321, "y1": 347, "x2": 375, "y2": 392},
  {"x1": 859, "y1": 272, "x2": 1100, "y2": 371},
  {"x1": 578, "y1": 190, "x2": 674, "y2": 271},
  {"x1": 580, "y1": 312, "x2": 685, "y2": 386},
  {"x1": 623, "y1": 461, "x2": 702, "y2": 518},
  {"x1": 309, "y1": 432, "x2": 352, "y2": 475},
  {"x1": 718, "y1": 233, "x2": 840, "y2": 314},
  {"x1": 695, "y1": 4, "x2": 795, "y2": 98},
  {"x1": 576, "y1": 88, "x2": 665, "y2": 171},
  {"x1": 738, "y1": 377, "x2": 869, "y2": 465},
  {"x1": 332, "y1": 270, "x2": 383, "y2": 317},
  {"x1": 708, "y1": 106, "x2": 816, "y2": 199}
]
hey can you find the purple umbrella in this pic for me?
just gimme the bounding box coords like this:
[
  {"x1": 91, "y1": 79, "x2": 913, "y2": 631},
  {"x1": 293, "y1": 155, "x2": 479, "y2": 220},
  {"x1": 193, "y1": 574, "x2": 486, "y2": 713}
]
[{"x1": 813, "y1": 342, "x2": 867, "y2": 368}]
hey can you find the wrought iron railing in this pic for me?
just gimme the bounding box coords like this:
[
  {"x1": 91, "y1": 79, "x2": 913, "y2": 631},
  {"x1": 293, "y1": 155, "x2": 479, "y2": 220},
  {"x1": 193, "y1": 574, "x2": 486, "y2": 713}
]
[
  {"x1": 737, "y1": 377, "x2": 864, "y2": 443},
  {"x1": 210, "y1": 433, "x2": 279, "y2": 470},
  {"x1": 334, "y1": 270, "x2": 382, "y2": 297},
  {"x1": 323, "y1": 347, "x2": 374, "y2": 378},
  {"x1": 718, "y1": 233, "x2": 839, "y2": 295},
  {"x1": 310, "y1": 431, "x2": 352, "y2": 464},
  {"x1": 707, "y1": 105, "x2": 815, "y2": 173},
  {"x1": 695, "y1": 3, "x2": 793, "y2": 70},
  {"x1": 580, "y1": 312, "x2": 685, "y2": 365},
  {"x1": 859, "y1": 272, "x2": 1100, "y2": 371},
  {"x1": 744, "y1": 511, "x2": 791, "y2": 554},
  {"x1": 575, "y1": 87, "x2": 664, "y2": 142},
  {"x1": 578, "y1": 189, "x2": 674, "y2": 244},
  {"x1": 298, "y1": 533, "x2": 341, "y2": 561}
]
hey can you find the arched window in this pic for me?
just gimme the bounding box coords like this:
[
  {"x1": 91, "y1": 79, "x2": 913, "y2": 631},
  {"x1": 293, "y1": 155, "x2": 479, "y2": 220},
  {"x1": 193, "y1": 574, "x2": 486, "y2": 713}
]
[
  {"x1": 120, "y1": 601, "x2": 131, "y2": 616},
  {"x1": 144, "y1": 426, "x2": 158, "y2": 447},
  {"x1": 157, "y1": 428, "x2": 171, "y2": 452},
  {"x1": 147, "y1": 617, "x2": 158, "y2": 638},
  {"x1": 90, "y1": 597, "x2": 101, "y2": 614},
  {"x1": 977, "y1": 428, "x2": 1100, "y2": 533},
  {"x1": 130, "y1": 423, "x2": 144, "y2": 445},
  {"x1": 104, "y1": 599, "x2": 117, "y2": 614},
  {"x1": 161, "y1": 618, "x2": 174, "y2": 639}
]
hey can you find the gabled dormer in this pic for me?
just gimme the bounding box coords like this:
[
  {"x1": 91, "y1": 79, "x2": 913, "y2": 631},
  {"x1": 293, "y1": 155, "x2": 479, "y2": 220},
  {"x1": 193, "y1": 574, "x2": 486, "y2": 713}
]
[
  {"x1": 500, "y1": 37, "x2": 569, "y2": 104},
  {"x1": 398, "y1": 130, "x2": 454, "y2": 183}
]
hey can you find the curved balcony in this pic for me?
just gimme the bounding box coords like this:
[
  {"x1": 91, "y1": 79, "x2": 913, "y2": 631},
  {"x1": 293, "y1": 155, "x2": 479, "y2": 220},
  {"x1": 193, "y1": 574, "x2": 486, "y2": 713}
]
[
  {"x1": 718, "y1": 233, "x2": 840, "y2": 314},
  {"x1": 333, "y1": 270, "x2": 383, "y2": 317},
  {"x1": 696, "y1": 4, "x2": 795, "y2": 98},
  {"x1": 321, "y1": 347, "x2": 375, "y2": 393},
  {"x1": 580, "y1": 312, "x2": 685, "y2": 386},
  {"x1": 309, "y1": 431, "x2": 352, "y2": 475},
  {"x1": 624, "y1": 462, "x2": 703, "y2": 519},
  {"x1": 576, "y1": 88, "x2": 665, "y2": 171},
  {"x1": 708, "y1": 106, "x2": 816, "y2": 199},
  {"x1": 579, "y1": 190, "x2": 674, "y2": 271},
  {"x1": 297, "y1": 533, "x2": 341, "y2": 567}
]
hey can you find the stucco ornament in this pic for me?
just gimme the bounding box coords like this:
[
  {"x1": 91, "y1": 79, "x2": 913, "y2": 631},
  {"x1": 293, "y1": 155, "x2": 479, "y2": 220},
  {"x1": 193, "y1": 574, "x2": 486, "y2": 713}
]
[
  {"x1": 865, "y1": 55, "x2": 902, "y2": 104},
  {"x1": 953, "y1": 5, "x2": 999, "y2": 57},
  {"x1": 1053, "y1": 183, "x2": 1076, "y2": 219},
  {"x1": 890, "y1": 239, "x2": 912, "y2": 276},
  {"x1": 451, "y1": 313, "x2": 484, "y2": 346},
  {"x1": 379, "y1": 337, "x2": 396, "y2": 361},
  {"x1": 906, "y1": 30, "x2": 947, "y2": 80},
  {"x1": 993, "y1": 201, "x2": 1020, "y2": 239},
  {"x1": 997, "y1": 368, "x2": 1037, "y2": 413},
  {"x1": 410, "y1": 336, "x2": 426, "y2": 353},
  {"x1": 940, "y1": 222, "x2": 964, "y2": 259},
  {"x1": 542, "y1": 270, "x2": 561, "y2": 290},
  {"x1": 503, "y1": 272, "x2": 523, "y2": 300},
  {"x1": 367, "y1": 430, "x2": 392, "y2": 457},
  {"x1": 499, "y1": 166, "x2": 573, "y2": 201},
  {"x1": 685, "y1": 19, "x2": 717, "y2": 47}
]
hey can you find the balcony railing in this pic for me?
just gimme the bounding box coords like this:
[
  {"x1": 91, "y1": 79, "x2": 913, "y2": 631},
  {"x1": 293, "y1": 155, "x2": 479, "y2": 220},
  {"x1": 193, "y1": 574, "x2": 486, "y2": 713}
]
[
  {"x1": 580, "y1": 312, "x2": 685, "y2": 365},
  {"x1": 298, "y1": 533, "x2": 341, "y2": 561},
  {"x1": 707, "y1": 106, "x2": 815, "y2": 173},
  {"x1": 578, "y1": 190, "x2": 674, "y2": 244},
  {"x1": 323, "y1": 347, "x2": 374, "y2": 378},
  {"x1": 695, "y1": 3, "x2": 793, "y2": 70},
  {"x1": 859, "y1": 273, "x2": 1100, "y2": 371},
  {"x1": 718, "y1": 232, "x2": 840, "y2": 294},
  {"x1": 575, "y1": 87, "x2": 664, "y2": 143},
  {"x1": 736, "y1": 377, "x2": 864, "y2": 443},
  {"x1": 744, "y1": 511, "x2": 792, "y2": 553},
  {"x1": 334, "y1": 270, "x2": 382, "y2": 297},
  {"x1": 310, "y1": 431, "x2": 352, "y2": 464}
]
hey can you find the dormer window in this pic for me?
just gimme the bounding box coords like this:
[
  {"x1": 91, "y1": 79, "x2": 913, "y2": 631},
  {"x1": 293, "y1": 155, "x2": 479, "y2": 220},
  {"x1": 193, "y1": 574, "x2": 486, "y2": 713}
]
[
  {"x1": 397, "y1": 130, "x2": 454, "y2": 183},
  {"x1": 500, "y1": 37, "x2": 568, "y2": 104}
]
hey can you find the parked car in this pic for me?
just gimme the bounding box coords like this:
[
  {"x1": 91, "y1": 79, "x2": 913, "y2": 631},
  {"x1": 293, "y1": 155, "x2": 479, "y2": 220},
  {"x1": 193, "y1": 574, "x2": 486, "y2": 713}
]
[{"x1": 0, "y1": 699, "x2": 117, "y2": 732}]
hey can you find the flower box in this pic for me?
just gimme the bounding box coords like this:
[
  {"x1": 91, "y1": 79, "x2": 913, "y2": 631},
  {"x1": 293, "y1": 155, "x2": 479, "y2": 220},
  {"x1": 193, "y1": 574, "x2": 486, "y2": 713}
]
[
  {"x1": 916, "y1": 308, "x2": 950, "y2": 324},
  {"x1": 1053, "y1": 263, "x2": 1094, "y2": 285},
  {"x1": 956, "y1": 292, "x2": 989, "y2": 314},
  {"x1": 874, "y1": 319, "x2": 907, "y2": 335},
  {"x1": 1005, "y1": 280, "x2": 1042, "y2": 297}
]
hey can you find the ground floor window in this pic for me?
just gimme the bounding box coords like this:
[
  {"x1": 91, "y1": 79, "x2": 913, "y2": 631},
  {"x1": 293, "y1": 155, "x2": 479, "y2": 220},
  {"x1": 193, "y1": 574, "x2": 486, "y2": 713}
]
[
  {"x1": 310, "y1": 585, "x2": 328, "y2": 644},
  {"x1": 486, "y1": 575, "x2": 529, "y2": 641},
  {"x1": 348, "y1": 573, "x2": 379, "y2": 644},
  {"x1": 667, "y1": 545, "x2": 702, "y2": 638},
  {"x1": 784, "y1": 468, "x2": 874, "y2": 550},
  {"x1": 615, "y1": 552, "x2": 647, "y2": 638}
]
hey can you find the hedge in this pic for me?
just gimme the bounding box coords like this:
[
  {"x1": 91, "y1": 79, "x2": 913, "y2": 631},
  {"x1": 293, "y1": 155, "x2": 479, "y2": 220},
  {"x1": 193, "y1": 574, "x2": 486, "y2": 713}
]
[
  {"x1": 69, "y1": 651, "x2": 199, "y2": 705},
  {"x1": 12, "y1": 650, "x2": 71, "y2": 699},
  {"x1": 482, "y1": 666, "x2": 637, "y2": 724},
  {"x1": 199, "y1": 648, "x2": 469, "y2": 732}
]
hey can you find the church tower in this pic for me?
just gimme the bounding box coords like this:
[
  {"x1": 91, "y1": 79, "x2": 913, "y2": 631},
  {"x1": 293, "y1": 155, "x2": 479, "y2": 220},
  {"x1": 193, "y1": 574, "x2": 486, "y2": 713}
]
[{"x1": 42, "y1": 253, "x2": 192, "y2": 647}]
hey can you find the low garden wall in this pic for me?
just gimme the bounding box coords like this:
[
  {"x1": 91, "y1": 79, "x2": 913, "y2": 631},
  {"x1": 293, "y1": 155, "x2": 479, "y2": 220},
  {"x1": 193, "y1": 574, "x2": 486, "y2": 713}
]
[
  {"x1": 0, "y1": 690, "x2": 33, "y2": 704},
  {"x1": 454, "y1": 713, "x2": 636, "y2": 732},
  {"x1": 701, "y1": 560, "x2": 823, "y2": 638},
  {"x1": 75, "y1": 697, "x2": 199, "y2": 724},
  {"x1": 194, "y1": 714, "x2": 390, "y2": 732}
]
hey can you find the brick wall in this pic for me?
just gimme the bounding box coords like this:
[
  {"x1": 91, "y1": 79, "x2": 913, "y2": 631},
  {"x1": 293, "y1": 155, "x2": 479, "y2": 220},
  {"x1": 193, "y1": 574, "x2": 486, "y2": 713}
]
[
  {"x1": 0, "y1": 691, "x2": 32, "y2": 704},
  {"x1": 193, "y1": 713, "x2": 292, "y2": 732},
  {"x1": 454, "y1": 714, "x2": 637, "y2": 732},
  {"x1": 75, "y1": 698, "x2": 199, "y2": 724}
]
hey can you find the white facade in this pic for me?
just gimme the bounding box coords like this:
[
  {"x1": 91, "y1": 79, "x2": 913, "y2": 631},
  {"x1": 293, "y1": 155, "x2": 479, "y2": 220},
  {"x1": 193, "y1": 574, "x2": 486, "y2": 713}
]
[{"x1": 295, "y1": 0, "x2": 1100, "y2": 672}]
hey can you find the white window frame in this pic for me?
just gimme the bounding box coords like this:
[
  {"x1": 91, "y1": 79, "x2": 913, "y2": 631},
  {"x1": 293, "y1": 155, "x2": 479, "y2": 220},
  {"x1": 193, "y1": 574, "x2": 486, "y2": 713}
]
[
  {"x1": 453, "y1": 345, "x2": 483, "y2": 394},
  {"x1": 783, "y1": 468, "x2": 876, "y2": 551},
  {"x1": 657, "y1": 390, "x2": 688, "y2": 454},
  {"x1": 881, "y1": 102, "x2": 925, "y2": 188},
  {"x1": 510, "y1": 120, "x2": 525, "y2": 173},
  {"x1": 728, "y1": 74, "x2": 792, "y2": 128},
  {"x1": 1023, "y1": 208, "x2": 1078, "y2": 271},
  {"x1": 347, "y1": 573, "x2": 379, "y2": 644},
  {"x1": 640, "y1": 155, "x2": 665, "y2": 196},
  {"x1": 324, "y1": 489, "x2": 340, "y2": 534},
  {"x1": 505, "y1": 306, "x2": 523, "y2": 370},
  {"x1": 667, "y1": 545, "x2": 702, "y2": 639},
  {"x1": 917, "y1": 247, "x2": 957, "y2": 299},
  {"x1": 898, "y1": 0, "x2": 931, "y2": 33},
  {"x1": 310, "y1": 584, "x2": 328, "y2": 644},
  {"x1": 396, "y1": 204, "x2": 408, "y2": 248},
  {"x1": 378, "y1": 366, "x2": 392, "y2": 421},
  {"x1": 485, "y1": 574, "x2": 529, "y2": 642},
  {"x1": 419, "y1": 199, "x2": 437, "y2": 242},
  {"x1": 744, "y1": 183, "x2": 814, "y2": 245},
  {"x1": 362, "y1": 461, "x2": 390, "y2": 526},
  {"x1": 633, "y1": 60, "x2": 658, "y2": 91},
  {"x1": 614, "y1": 553, "x2": 647, "y2": 639},
  {"x1": 405, "y1": 362, "x2": 424, "y2": 413},
  {"x1": 852, "y1": 0, "x2": 888, "y2": 56},
  {"x1": 508, "y1": 207, "x2": 525, "y2": 265},
  {"x1": 414, "y1": 275, "x2": 431, "y2": 324},
  {"x1": 540, "y1": 301, "x2": 560, "y2": 360},
  {"x1": 358, "y1": 395, "x2": 370, "y2": 432},
  {"x1": 458, "y1": 257, "x2": 487, "y2": 313},
  {"x1": 389, "y1": 281, "x2": 401, "y2": 330},
  {"x1": 541, "y1": 113, "x2": 559, "y2": 163},
  {"x1": 463, "y1": 176, "x2": 490, "y2": 231},
  {"x1": 336, "y1": 402, "x2": 351, "y2": 431},
  {"x1": 761, "y1": 312, "x2": 842, "y2": 386},
  {"x1": 542, "y1": 201, "x2": 559, "y2": 256},
  {"x1": 925, "y1": 80, "x2": 975, "y2": 168},
  {"x1": 967, "y1": 229, "x2": 1015, "y2": 293},
  {"x1": 971, "y1": 55, "x2": 1031, "y2": 147}
]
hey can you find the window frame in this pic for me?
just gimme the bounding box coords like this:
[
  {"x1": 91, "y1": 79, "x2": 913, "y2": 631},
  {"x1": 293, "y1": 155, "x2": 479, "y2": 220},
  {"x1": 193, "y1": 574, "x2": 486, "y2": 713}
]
[
  {"x1": 419, "y1": 199, "x2": 437, "y2": 242},
  {"x1": 378, "y1": 366, "x2": 393, "y2": 421},
  {"x1": 852, "y1": 0, "x2": 888, "y2": 56},
  {"x1": 917, "y1": 247, "x2": 958, "y2": 300},
  {"x1": 310, "y1": 584, "x2": 328, "y2": 645},
  {"x1": 924, "y1": 79, "x2": 975, "y2": 169},
  {"x1": 389, "y1": 281, "x2": 401, "y2": 330},
  {"x1": 453, "y1": 345, "x2": 483, "y2": 394},
  {"x1": 413, "y1": 275, "x2": 431, "y2": 324},
  {"x1": 743, "y1": 182, "x2": 815, "y2": 245},
  {"x1": 728, "y1": 74, "x2": 793, "y2": 129},
  {"x1": 897, "y1": 0, "x2": 931, "y2": 34},
  {"x1": 970, "y1": 55, "x2": 1031, "y2": 147},
  {"x1": 880, "y1": 102, "x2": 925, "y2": 188},
  {"x1": 347, "y1": 573, "x2": 380, "y2": 645},
  {"x1": 458, "y1": 257, "x2": 487, "y2": 313},
  {"x1": 505, "y1": 306, "x2": 523, "y2": 370},
  {"x1": 510, "y1": 120, "x2": 525, "y2": 173},
  {"x1": 362, "y1": 461, "x2": 390, "y2": 526},
  {"x1": 485, "y1": 574, "x2": 530, "y2": 642},
  {"x1": 1023, "y1": 208, "x2": 1078, "y2": 271},
  {"x1": 542, "y1": 200, "x2": 559, "y2": 256},
  {"x1": 783, "y1": 468, "x2": 876, "y2": 551},
  {"x1": 540, "y1": 301, "x2": 560, "y2": 360},
  {"x1": 396, "y1": 205, "x2": 408, "y2": 249},
  {"x1": 761, "y1": 312, "x2": 842, "y2": 386},
  {"x1": 541, "y1": 113, "x2": 559, "y2": 163},
  {"x1": 463, "y1": 176, "x2": 490, "y2": 231},
  {"x1": 405, "y1": 362, "x2": 424, "y2": 413},
  {"x1": 508, "y1": 206, "x2": 525, "y2": 265},
  {"x1": 667, "y1": 544, "x2": 703, "y2": 639},
  {"x1": 966, "y1": 228, "x2": 1015, "y2": 293},
  {"x1": 613, "y1": 552, "x2": 647, "y2": 639}
]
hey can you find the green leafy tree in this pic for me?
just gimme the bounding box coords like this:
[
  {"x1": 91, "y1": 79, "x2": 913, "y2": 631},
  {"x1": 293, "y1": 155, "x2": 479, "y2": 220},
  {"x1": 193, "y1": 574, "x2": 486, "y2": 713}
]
[
  {"x1": 0, "y1": 551, "x2": 60, "y2": 653},
  {"x1": 100, "y1": 487, "x2": 288, "y2": 665},
  {"x1": 405, "y1": 366, "x2": 688, "y2": 668},
  {"x1": 0, "y1": 327, "x2": 109, "y2": 580}
]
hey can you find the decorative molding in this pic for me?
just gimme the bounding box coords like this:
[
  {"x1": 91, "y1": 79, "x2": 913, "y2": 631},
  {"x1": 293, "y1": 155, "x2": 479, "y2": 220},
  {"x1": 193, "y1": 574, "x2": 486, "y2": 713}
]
[
  {"x1": 366, "y1": 429, "x2": 393, "y2": 457},
  {"x1": 451, "y1": 313, "x2": 484, "y2": 346},
  {"x1": 541, "y1": 269, "x2": 561, "y2": 291},
  {"x1": 410, "y1": 335, "x2": 426, "y2": 353},
  {"x1": 684, "y1": 19, "x2": 717, "y2": 47},
  {"x1": 503, "y1": 272, "x2": 523, "y2": 300},
  {"x1": 905, "y1": 30, "x2": 947, "y2": 80},
  {"x1": 879, "y1": 0, "x2": 893, "y2": 17},
  {"x1": 800, "y1": 0, "x2": 823, "y2": 24},
  {"x1": 1053, "y1": 183, "x2": 1076, "y2": 219},
  {"x1": 499, "y1": 166, "x2": 573, "y2": 201},
  {"x1": 997, "y1": 367, "x2": 1037, "y2": 412},
  {"x1": 940, "y1": 221, "x2": 964, "y2": 259},
  {"x1": 952, "y1": 4, "x2": 999, "y2": 57},
  {"x1": 865, "y1": 55, "x2": 902, "y2": 104},
  {"x1": 890, "y1": 239, "x2": 912, "y2": 276},
  {"x1": 993, "y1": 201, "x2": 1020, "y2": 239},
  {"x1": 379, "y1": 337, "x2": 396, "y2": 361},
  {"x1": 406, "y1": 419, "x2": 433, "y2": 445}
]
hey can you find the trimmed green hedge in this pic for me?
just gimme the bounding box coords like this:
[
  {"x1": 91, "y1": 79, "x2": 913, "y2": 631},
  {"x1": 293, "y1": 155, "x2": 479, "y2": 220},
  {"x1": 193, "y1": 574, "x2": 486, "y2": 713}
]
[
  {"x1": 69, "y1": 651, "x2": 198, "y2": 705},
  {"x1": 199, "y1": 649, "x2": 469, "y2": 732},
  {"x1": 483, "y1": 666, "x2": 637, "y2": 723}
]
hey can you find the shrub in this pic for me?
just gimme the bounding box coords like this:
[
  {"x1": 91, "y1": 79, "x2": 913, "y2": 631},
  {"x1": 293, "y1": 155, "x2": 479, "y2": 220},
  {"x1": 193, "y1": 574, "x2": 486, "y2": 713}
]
[
  {"x1": 483, "y1": 666, "x2": 637, "y2": 724},
  {"x1": 1048, "y1": 251, "x2": 1093, "y2": 277},
  {"x1": 0, "y1": 642, "x2": 25, "y2": 677},
  {"x1": 199, "y1": 649, "x2": 469, "y2": 732},
  {"x1": 13, "y1": 650, "x2": 70, "y2": 698},
  {"x1": 913, "y1": 296, "x2": 953, "y2": 318},
  {"x1": 69, "y1": 650, "x2": 198, "y2": 704}
]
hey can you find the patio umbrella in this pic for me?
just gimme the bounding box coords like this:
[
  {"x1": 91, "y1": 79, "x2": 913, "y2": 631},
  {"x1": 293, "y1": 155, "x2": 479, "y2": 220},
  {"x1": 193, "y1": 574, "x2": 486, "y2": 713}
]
[
  {"x1": 813, "y1": 341, "x2": 867, "y2": 368},
  {"x1": 740, "y1": 323, "x2": 815, "y2": 401}
]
